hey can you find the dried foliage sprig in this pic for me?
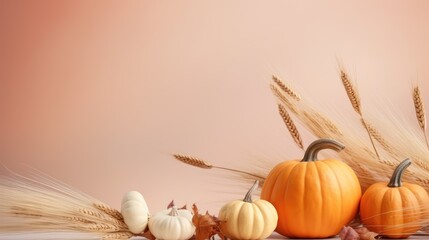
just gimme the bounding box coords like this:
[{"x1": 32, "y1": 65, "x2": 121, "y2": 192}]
[{"x1": 413, "y1": 86, "x2": 429, "y2": 150}]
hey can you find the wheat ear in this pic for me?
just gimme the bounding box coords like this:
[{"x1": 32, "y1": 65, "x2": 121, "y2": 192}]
[
  {"x1": 173, "y1": 154, "x2": 265, "y2": 180},
  {"x1": 339, "y1": 68, "x2": 380, "y2": 160},
  {"x1": 272, "y1": 75, "x2": 301, "y2": 101},
  {"x1": 278, "y1": 104, "x2": 304, "y2": 149},
  {"x1": 413, "y1": 86, "x2": 429, "y2": 150}
]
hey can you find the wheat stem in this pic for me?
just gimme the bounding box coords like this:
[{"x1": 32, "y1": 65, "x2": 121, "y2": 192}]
[
  {"x1": 173, "y1": 154, "x2": 265, "y2": 180},
  {"x1": 339, "y1": 68, "x2": 380, "y2": 160},
  {"x1": 413, "y1": 86, "x2": 429, "y2": 150},
  {"x1": 213, "y1": 166, "x2": 265, "y2": 180}
]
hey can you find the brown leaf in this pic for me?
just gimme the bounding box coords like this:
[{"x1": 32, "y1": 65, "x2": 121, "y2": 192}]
[
  {"x1": 192, "y1": 204, "x2": 226, "y2": 240},
  {"x1": 355, "y1": 227, "x2": 379, "y2": 240},
  {"x1": 167, "y1": 200, "x2": 175, "y2": 209},
  {"x1": 339, "y1": 226, "x2": 379, "y2": 240},
  {"x1": 141, "y1": 229, "x2": 156, "y2": 240},
  {"x1": 167, "y1": 200, "x2": 187, "y2": 210},
  {"x1": 339, "y1": 226, "x2": 360, "y2": 240}
]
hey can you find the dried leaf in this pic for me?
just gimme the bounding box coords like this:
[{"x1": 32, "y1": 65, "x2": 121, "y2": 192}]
[
  {"x1": 167, "y1": 200, "x2": 187, "y2": 210},
  {"x1": 192, "y1": 204, "x2": 225, "y2": 240},
  {"x1": 141, "y1": 229, "x2": 156, "y2": 240},
  {"x1": 167, "y1": 200, "x2": 175, "y2": 209},
  {"x1": 339, "y1": 226, "x2": 379, "y2": 240},
  {"x1": 355, "y1": 227, "x2": 379, "y2": 240},
  {"x1": 339, "y1": 226, "x2": 360, "y2": 240}
]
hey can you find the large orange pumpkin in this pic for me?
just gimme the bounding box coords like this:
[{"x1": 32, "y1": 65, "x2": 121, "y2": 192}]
[
  {"x1": 261, "y1": 139, "x2": 361, "y2": 238},
  {"x1": 360, "y1": 159, "x2": 429, "y2": 238}
]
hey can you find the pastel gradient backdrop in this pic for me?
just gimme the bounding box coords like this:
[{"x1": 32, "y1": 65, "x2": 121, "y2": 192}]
[{"x1": 1, "y1": 1, "x2": 429, "y2": 213}]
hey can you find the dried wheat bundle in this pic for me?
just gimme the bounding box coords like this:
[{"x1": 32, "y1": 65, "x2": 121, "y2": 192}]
[{"x1": 0, "y1": 168, "x2": 133, "y2": 239}]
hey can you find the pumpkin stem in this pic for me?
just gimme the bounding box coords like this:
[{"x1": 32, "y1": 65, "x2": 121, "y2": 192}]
[
  {"x1": 169, "y1": 206, "x2": 179, "y2": 216},
  {"x1": 388, "y1": 158, "x2": 411, "y2": 188},
  {"x1": 301, "y1": 138, "x2": 345, "y2": 162},
  {"x1": 243, "y1": 180, "x2": 259, "y2": 202}
]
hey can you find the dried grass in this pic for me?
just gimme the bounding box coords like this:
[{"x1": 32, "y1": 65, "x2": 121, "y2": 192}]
[{"x1": 0, "y1": 169, "x2": 132, "y2": 239}]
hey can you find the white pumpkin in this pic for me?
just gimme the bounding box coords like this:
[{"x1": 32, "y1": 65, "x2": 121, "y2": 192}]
[
  {"x1": 121, "y1": 191, "x2": 150, "y2": 234},
  {"x1": 148, "y1": 206, "x2": 195, "y2": 240}
]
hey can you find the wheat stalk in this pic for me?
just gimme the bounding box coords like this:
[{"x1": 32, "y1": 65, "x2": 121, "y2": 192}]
[
  {"x1": 173, "y1": 154, "x2": 265, "y2": 180},
  {"x1": 278, "y1": 104, "x2": 304, "y2": 149},
  {"x1": 173, "y1": 154, "x2": 213, "y2": 169},
  {"x1": 362, "y1": 119, "x2": 400, "y2": 159},
  {"x1": 0, "y1": 170, "x2": 132, "y2": 238},
  {"x1": 413, "y1": 86, "x2": 429, "y2": 150},
  {"x1": 94, "y1": 202, "x2": 124, "y2": 221},
  {"x1": 270, "y1": 84, "x2": 298, "y2": 114},
  {"x1": 272, "y1": 75, "x2": 301, "y2": 101},
  {"x1": 102, "y1": 232, "x2": 134, "y2": 239},
  {"x1": 339, "y1": 68, "x2": 380, "y2": 160},
  {"x1": 340, "y1": 70, "x2": 362, "y2": 115}
]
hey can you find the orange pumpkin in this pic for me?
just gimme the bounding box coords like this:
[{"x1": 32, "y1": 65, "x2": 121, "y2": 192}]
[
  {"x1": 360, "y1": 159, "x2": 429, "y2": 238},
  {"x1": 261, "y1": 138, "x2": 361, "y2": 238}
]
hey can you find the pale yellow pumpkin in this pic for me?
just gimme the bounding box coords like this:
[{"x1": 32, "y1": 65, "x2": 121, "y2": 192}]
[{"x1": 218, "y1": 180, "x2": 278, "y2": 240}]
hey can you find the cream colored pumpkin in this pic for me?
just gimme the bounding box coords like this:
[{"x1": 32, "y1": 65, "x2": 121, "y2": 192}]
[
  {"x1": 148, "y1": 206, "x2": 195, "y2": 240},
  {"x1": 121, "y1": 191, "x2": 150, "y2": 234},
  {"x1": 218, "y1": 180, "x2": 278, "y2": 240}
]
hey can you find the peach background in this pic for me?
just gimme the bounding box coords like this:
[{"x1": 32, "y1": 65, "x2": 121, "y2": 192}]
[{"x1": 1, "y1": 0, "x2": 429, "y2": 213}]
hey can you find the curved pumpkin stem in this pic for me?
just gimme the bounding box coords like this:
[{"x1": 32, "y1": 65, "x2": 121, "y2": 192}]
[
  {"x1": 388, "y1": 158, "x2": 411, "y2": 188},
  {"x1": 169, "y1": 206, "x2": 179, "y2": 216},
  {"x1": 243, "y1": 180, "x2": 259, "y2": 203},
  {"x1": 301, "y1": 138, "x2": 345, "y2": 162}
]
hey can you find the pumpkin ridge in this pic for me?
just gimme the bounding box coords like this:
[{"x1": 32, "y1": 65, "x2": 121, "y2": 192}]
[
  {"x1": 262, "y1": 163, "x2": 289, "y2": 201},
  {"x1": 241, "y1": 203, "x2": 253, "y2": 239},
  {"x1": 304, "y1": 161, "x2": 322, "y2": 235},
  {"x1": 280, "y1": 162, "x2": 302, "y2": 235},
  {"x1": 380, "y1": 188, "x2": 402, "y2": 237},
  {"x1": 398, "y1": 187, "x2": 420, "y2": 236},
  {"x1": 229, "y1": 201, "x2": 241, "y2": 238},
  {"x1": 251, "y1": 202, "x2": 263, "y2": 239},
  {"x1": 254, "y1": 201, "x2": 267, "y2": 239},
  {"x1": 272, "y1": 162, "x2": 298, "y2": 201},
  {"x1": 323, "y1": 160, "x2": 344, "y2": 234},
  {"x1": 313, "y1": 161, "x2": 325, "y2": 236},
  {"x1": 295, "y1": 161, "x2": 307, "y2": 236}
]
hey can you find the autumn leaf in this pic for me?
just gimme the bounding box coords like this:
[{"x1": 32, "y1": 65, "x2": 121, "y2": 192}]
[
  {"x1": 355, "y1": 227, "x2": 379, "y2": 240},
  {"x1": 339, "y1": 226, "x2": 378, "y2": 240},
  {"x1": 192, "y1": 204, "x2": 225, "y2": 240},
  {"x1": 167, "y1": 200, "x2": 187, "y2": 210},
  {"x1": 339, "y1": 226, "x2": 359, "y2": 240},
  {"x1": 141, "y1": 228, "x2": 156, "y2": 240}
]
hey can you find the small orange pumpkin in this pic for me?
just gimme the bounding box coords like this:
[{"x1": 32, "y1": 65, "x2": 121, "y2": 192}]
[
  {"x1": 360, "y1": 158, "x2": 429, "y2": 238},
  {"x1": 261, "y1": 138, "x2": 361, "y2": 238}
]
